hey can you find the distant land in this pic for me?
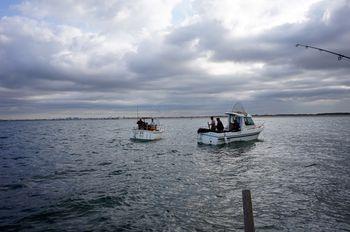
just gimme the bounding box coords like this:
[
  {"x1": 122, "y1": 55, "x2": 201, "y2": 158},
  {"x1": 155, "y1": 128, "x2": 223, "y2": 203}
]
[
  {"x1": 253, "y1": 112, "x2": 350, "y2": 117},
  {"x1": 0, "y1": 112, "x2": 349, "y2": 121}
]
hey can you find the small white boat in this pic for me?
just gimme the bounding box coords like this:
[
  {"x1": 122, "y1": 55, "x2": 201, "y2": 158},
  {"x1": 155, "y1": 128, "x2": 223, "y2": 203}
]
[
  {"x1": 131, "y1": 117, "x2": 163, "y2": 141},
  {"x1": 197, "y1": 105, "x2": 264, "y2": 145}
]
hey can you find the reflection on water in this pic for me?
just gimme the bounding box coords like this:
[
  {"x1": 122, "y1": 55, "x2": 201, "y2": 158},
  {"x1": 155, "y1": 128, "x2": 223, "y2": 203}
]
[
  {"x1": 198, "y1": 140, "x2": 258, "y2": 157},
  {"x1": 0, "y1": 117, "x2": 349, "y2": 231}
]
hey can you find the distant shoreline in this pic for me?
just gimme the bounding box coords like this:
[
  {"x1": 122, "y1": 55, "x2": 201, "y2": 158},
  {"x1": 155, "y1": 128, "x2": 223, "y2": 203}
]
[
  {"x1": 0, "y1": 112, "x2": 349, "y2": 121},
  {"x1": 253, "y1": 112, "x2": 350, "y2": 117}
]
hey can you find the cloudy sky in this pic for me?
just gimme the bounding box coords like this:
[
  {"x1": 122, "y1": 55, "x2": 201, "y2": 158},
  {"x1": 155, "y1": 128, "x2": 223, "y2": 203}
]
[{"x1": 0, "y1": 0, "x2": 349, "y2": 119}]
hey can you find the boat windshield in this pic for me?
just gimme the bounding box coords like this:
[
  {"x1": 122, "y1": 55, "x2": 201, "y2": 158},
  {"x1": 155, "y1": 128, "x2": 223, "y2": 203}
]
[{"x1": 244, "y1": 117, "x2": 255, "y2": 126}]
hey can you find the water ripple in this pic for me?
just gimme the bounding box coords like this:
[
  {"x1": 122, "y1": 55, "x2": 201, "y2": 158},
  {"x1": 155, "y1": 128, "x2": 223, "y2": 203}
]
[{"x1": 0, "y1": 117, "x2": 349, "y2": 231}]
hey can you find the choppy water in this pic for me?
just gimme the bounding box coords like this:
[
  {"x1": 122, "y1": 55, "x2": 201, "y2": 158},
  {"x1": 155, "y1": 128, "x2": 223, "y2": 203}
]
[{"x1": 0, "y1": 117, "x2": 349, "y2": 231}]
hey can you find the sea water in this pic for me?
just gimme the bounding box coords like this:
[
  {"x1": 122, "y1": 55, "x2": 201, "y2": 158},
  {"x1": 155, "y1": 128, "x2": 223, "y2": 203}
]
[{"x1": 0, "y1": 117, "x2": 349, "y2": 231}]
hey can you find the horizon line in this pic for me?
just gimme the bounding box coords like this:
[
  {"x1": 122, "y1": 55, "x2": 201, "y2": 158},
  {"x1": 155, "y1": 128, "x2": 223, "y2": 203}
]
[{"x1": 1, "y1": 112, "x2": 349, "y2": 121}]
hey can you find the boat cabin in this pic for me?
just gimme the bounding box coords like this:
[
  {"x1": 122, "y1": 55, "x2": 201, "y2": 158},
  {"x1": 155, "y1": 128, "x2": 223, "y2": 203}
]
[
  {"x1": 136, "y1": 117, "x2": 159, "y2": 131},
  {"x1": 225, "y1": 112, "x2": 255, "y2": 131}
]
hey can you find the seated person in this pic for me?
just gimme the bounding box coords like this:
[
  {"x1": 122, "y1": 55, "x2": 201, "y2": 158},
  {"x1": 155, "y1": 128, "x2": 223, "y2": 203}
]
[
  {"x1": 216, "y1": 117, "x2": 224, "y2": 132},
  {"x1": 208, "y1": 116, "x2": 216, "y2": 131}
]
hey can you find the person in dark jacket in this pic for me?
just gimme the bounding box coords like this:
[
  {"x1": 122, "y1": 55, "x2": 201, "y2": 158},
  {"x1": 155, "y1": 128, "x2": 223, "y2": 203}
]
[
  {"x1": 233, "y1": 119, "x2": 240, "y2": 131},
  {"x1": 216, "y1": 117, "x2": 224, "y2": 132},
  {"x1": 137, "y1": 118, "x2": 143, "y2": 129}
]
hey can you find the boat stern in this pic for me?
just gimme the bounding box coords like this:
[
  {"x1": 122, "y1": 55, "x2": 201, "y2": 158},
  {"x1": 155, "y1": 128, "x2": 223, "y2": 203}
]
[
  {"x1": 131, "y1": 129, "x2": 162, "y2": 141},
  {"x1": 197, "y1": 132, "x2": 221, "y2": 145}
]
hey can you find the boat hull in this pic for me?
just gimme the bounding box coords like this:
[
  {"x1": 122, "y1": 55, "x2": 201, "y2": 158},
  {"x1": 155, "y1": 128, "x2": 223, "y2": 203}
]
[
  {"x1": 197, "y1": 127, "x2": 263, "y2": 145},
  {"x1": 131, "y1": 129, "x2": 163, "y2": 141}
]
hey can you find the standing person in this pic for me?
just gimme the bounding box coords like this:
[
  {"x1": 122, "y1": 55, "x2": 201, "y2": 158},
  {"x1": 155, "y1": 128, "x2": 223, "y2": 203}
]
[
  {"x1": 216, "y1": 117, "x2": 224, "y2": 132},
  {"x1": 233, "y1": 119, "x2": 240, "y2": 131},
  {"x1": 150, "y1": 118, "x2": 156, "y2": 130},
  {"x1": 137, "y1": 118, "x2": 143, "y2": 129},
  {"x1": 229, "y1": 116, "x2": 235, "y2": 131},
  {"x1": 208, "y1": 116, "x2": 216, "y2": 131}
]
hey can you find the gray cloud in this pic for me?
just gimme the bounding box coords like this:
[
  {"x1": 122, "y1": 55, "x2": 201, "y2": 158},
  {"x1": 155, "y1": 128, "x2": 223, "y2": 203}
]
[{"x1": 0, "y1": 0, "x2": 349, "y2": 119}]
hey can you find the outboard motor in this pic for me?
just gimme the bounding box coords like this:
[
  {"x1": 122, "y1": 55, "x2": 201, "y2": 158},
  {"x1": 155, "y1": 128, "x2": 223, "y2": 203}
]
[{"x1": 197, "y1": 128, "x2": 211, "y2": 133}]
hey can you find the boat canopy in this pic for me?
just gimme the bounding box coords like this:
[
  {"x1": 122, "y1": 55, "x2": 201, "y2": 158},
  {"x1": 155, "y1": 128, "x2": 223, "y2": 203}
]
[
  {"x1": 225, "y1": 112, "x2": 253, "y2": 117},
  {"x1": 226, "y1": 102, "x2": 252, "y2": 117}
]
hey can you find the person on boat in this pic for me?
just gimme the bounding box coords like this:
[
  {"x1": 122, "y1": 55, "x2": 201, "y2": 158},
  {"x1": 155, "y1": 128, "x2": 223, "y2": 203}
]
[
  {"x1": 149, "y1": 118, "x2": 157, "y2": 131},
  {"x1": 234, "y1": 119, "x2": 240, "y2": 131},
  {"x1": 144, "y1": 121, "x2": 150, "y2": 130},
  {"x1": 141, "y1": 119, "x2": 147, "y2": 130},
  {"x1": 228, "y1": 116, "x2": 235, "y2": 131},
  {"x1": 230, "y1": 118, "x2": 240, "y2": 131},
  {"x1": 216, "y1": 117, "x2": 224, "y2": 132},
  {"x1": 137, "y1": 118, "x2": 144, "y2": 129},
  {"x1": 208, "y1": 116, "x2": 216, "y2": 131}
]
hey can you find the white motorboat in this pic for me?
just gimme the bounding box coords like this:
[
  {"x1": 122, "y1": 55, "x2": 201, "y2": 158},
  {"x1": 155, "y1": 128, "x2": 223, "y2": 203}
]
[
  {"x1": 131, "y1": 117, "x2": 163, "y2": 141},
  {"x1": 197, "y1": 105, "x2": 264, "y2": 145}
]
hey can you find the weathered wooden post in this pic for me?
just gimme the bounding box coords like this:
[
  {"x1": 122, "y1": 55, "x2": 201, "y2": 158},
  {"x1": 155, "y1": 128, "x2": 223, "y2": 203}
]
[{"x1": 242, "y1": 190, "x2": 255, "y2": 232}]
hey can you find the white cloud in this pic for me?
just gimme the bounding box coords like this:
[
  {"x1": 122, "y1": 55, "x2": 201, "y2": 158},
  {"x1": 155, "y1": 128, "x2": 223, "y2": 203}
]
[{"x1": 192, "y1": 0, "x2": 322, "y2": 35}]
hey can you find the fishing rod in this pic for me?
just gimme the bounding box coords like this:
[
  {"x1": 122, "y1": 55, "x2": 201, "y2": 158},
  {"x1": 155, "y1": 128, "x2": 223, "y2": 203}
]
[{"x1": 295, "y1": 43, "x2": 350, "y2": 61}]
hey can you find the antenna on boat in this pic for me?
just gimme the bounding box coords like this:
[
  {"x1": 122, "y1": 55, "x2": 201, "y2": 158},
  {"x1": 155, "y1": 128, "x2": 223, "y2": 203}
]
[
  {"x1": 295, "y1": 43, "x2": 350, "y2": 61},
  {"x1": 136, "y1": 105, "x2": 139, "y2": 119}
]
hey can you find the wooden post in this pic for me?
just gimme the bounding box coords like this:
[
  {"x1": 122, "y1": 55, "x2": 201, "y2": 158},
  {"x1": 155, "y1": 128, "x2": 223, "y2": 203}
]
[{"x1": 242, "y1": 190, "x2": 255, "y2": 232}]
